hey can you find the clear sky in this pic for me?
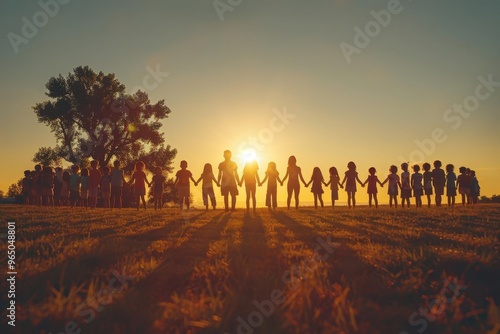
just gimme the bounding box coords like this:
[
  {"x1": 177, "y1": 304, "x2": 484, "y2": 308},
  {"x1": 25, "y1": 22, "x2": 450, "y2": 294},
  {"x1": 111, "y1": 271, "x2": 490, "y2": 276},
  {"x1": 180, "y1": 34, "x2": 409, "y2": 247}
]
[{"x1": 1, "y1": 0, "x2": 499, "y2": 206}]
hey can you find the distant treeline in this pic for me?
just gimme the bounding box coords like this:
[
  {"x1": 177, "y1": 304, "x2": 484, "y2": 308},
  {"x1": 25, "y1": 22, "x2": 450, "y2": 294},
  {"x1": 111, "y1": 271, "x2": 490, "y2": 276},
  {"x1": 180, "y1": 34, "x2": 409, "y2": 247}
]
[{"x1": 478, "y1": 195, "x2": 500, "y2": 203}]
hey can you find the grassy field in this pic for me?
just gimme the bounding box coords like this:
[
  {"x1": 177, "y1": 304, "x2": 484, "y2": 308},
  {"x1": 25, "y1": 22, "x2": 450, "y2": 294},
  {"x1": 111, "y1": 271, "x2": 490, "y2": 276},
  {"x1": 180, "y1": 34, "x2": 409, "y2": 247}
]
[{"x1": 1, "y1": 204, "x2": 499, "y2": 334}]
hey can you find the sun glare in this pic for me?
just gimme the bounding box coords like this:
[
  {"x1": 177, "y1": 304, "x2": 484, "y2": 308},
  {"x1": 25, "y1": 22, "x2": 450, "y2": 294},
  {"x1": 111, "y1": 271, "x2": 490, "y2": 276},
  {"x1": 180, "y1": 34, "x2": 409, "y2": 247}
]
[{"x1": 238, "y1": 148, "x2": 259, "y2": 165}]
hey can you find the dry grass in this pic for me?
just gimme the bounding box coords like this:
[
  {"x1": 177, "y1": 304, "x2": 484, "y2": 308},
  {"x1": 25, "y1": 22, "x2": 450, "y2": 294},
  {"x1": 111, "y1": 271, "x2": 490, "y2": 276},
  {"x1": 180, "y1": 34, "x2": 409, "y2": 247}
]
[{"x1": 0, "y1": 204, "x2": 499, "y2": 333}]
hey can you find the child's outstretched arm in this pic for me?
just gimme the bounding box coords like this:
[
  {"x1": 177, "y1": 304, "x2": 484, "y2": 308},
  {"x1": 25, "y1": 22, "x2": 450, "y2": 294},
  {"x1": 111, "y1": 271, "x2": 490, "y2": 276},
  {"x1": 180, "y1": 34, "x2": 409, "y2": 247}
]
[
  {"x1": 145, "y1": 176, "x2": 151, "y2": 187},
  {"x1": 325, "y1": 179, "x2": 331, "y2": 187},
  {"x1": 298, "y1": 169, "x2": 307, "y2": 187},
  {"x1": 256, "y1": 173, "x2": 261, "y2": 186},
  {"x1": 211, "y1": 174, "x2": 220, "y2": 187},
  {"x1": 340, "y1": 174, "x2": 347, "y2": 187},
  {"x1": 377, "y1": 176, "x2": 384, "y2": 187},
  {"x1": 356, "y1": 174, "x2": 364, "y2": 187},
  {"x1": 281, "y1": 170, "x2": 289, "y2": 186},
  {"x1": 260, "y1": 175, "x2": 268, "y2": 187},
  {"x1": 129, "y1": 173, "x2": 135, "y2": 187},
  {"x1": 362, "y1": 177, "x2": 369, "y2": 187},
  {"x1": 234, "y1": 169, "x2": 240, "y2": 186},
  {"x1": 189, "y1": 174, "x2": 197, "y2": 185},
  {"x1": 381, "y1": 176, "x2": 388, "y2": 186},
  {"x1": 217, "y1": 170, "x2": 222, "y2": 185},
  {"x1": 194, "y1": 176, "x2": 202, "y2": 186}
]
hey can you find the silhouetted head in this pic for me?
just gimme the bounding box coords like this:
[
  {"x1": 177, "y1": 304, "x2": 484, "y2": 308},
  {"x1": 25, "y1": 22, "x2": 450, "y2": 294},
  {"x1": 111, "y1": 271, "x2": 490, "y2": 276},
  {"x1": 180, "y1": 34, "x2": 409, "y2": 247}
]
[
  {"x1": 24, "y1": 170, "x2": 31, "y2": 177},
  {"x1": 423, "y1": 163, "x2": 431, "y2": 172},
  {"x1": 312, "y1": 167, "x2": 323, "y2": 180},
  {"x1": 103, "y1": 166, "x2": 110, "y2": 175},
  {"x1": 267, "y1": 162, "x2": 277, "y2": 172},
  {"x1": 203, "y1": 163, "x2": 213, "y2": 174},
  {"x1": 155, "y1": 166, "x2": 163, "y2": 175},
  {"x1": 62, "y1": 171, "x2": 70, "y2": 182},
  {"x1": 413, "y1": 165, "x2": 420, "y2": 172},
  {"x1": 90, "y1": 160, "x2": 99, "y2": 169},
  {"x1": 369, "y1": 167, "x2": 376, "y2": 175},
  {"x1": 35, "y1": 164, "x2": 42, "y2": 172},
  {"x1": 459, "y1": 166, "x2": 466, "y2": 174},
  {"x1": 113, "y1": 160, "x2": 121, "y2": 168},
  {"x1": 180, "y1": 160, "x2": 188, "y2": 169},
  {"x1": 466, "y1": 168, "x2": 471, "y2": 174},
  {"x1": 43, "y1": 166, "x2": 53, "y2": 174},
  {"x1": 81, "y1": 168, "x2": 89, "y2": 177},
  {"x1": 470, "y1": 170, "x2": 476, "y2": 177},
  {"x1": 135, "y1": 161, "x2": 145, "y2": 171},
  {"x1": 433, "y1": 160, "x2": 442, "y2": 168},
  {"x1": 389, "y1": 165, "x2": 398, "y2": 174},
  {"x1": 329, "y1": 166, "x2": 338, "y2": 176},
  {"x1": 71, "y1": 165, "x2": 80, "y2": 173},
  {"x1": 223, "y1": 150, "x2": 232, "y2": 160},
  {"x1": 446, "y1": 164, "x2": 454, "y2": 173},
  {"x1": 288, "y1": 156, "x2": 297, "y2": 167},
  {"x1": 55, "y1": 167, "x2": 63, "y2": 176},
  {"x1": 347, "y1": 161, "x2": 356, "y2": 171},
  {"x1": 401, "y1": 163, "x2": 409, "y2": 172}
]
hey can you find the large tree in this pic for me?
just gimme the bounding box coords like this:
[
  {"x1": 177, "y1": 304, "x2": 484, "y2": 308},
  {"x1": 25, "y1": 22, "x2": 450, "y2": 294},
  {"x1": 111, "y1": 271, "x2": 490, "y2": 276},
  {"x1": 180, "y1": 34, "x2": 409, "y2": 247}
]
[{"x1": 33, "y1": 66, "x2": 176, "y2": 171}]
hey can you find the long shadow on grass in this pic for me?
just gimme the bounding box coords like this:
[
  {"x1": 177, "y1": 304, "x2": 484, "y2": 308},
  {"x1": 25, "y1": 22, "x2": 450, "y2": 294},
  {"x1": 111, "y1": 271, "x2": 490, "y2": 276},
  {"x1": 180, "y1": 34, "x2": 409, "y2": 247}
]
[
  {"x1": 17, "y1": 213, "x2": 207, "y2": 306},
  {"x1": 268, "y1": 210, "x2": 412, "y2": 332},
  {"x1": 80, "y1": 212, "x2": 230, "y2": 334},
  {"x1": 222, "y1": 213, "x2": 285, "y2": 332}
]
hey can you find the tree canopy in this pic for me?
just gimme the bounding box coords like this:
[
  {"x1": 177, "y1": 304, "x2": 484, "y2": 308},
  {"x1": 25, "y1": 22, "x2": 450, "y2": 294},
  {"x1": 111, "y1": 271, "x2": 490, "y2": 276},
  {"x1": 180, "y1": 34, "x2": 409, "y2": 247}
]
[{"x1": 33, "y1": 66, "x2": 176, "y2": 172}]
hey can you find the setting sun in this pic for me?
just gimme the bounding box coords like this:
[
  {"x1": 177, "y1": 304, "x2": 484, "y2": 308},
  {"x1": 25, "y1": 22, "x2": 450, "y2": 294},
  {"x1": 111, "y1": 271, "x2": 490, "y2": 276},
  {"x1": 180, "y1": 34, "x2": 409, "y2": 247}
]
[{"x1": 237, "y1": 148, "x2": 260, "y2": 166}]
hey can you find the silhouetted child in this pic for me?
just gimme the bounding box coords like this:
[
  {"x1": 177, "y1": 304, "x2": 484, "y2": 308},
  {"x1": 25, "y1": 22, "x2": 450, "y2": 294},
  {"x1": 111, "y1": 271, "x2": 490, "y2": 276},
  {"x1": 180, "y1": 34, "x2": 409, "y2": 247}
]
[
  {"x1": 456, "y1": 166, "x2": 471, "y2": 206},
  {"x1": 130, "y1": 161, "x2": 151, "y2": 210},
  {"x1": 239, "y1": 161, "x2": 261, "y2": 214},
  {"x1": 469, "y1": 170, "x2": 480, "y2": 204},
  {"x1": 88, "y1": 160, "x2": 102, "y2": 209},
  {"x1": 382, "y1": 165, "x2": 401, "y2": 208},
  {"x1": 80, "y1": 168, "x2": 89, "y2": 209},
  {"x1": 40, "y1": 166, "x2": 54, "y2": 207},
  {"x1": 281, "y1": 155, "x2": 308, "y2": 210},
  {"x1": 54, "y1": 167, "x2": 63, "y2": 206},
  {"x1": 22, "y1": 170, "x2": 32, "y2": 205},
  {"x1": 306, "y1": 167, "x2": 327, "y2": 209},
  {"x1": 341, "y1": 161, "x2": 364, "y2": 209},
  {"x1": 217, "y1": 150, "x2": 240, "y2": 211},
  {"x1": 110, "y1": 160, "x2": 126, "y2": 209},
  {"x1": 195, "y1": 163, "x2": 219, "y2": 211},
  {"x1": 445, "y1": 164, "x2": 457, "y2": 208},
  {"x1": 30, "y1": 171, "x2": 37, "y2": 205},
  {"x1": 34, "y1": 164, "x2": 43, "y2": 206},
  {"x1": 175, "y1": 160, "x2": 196, "y2": 211},
  {"x1": 260, "y1": 162, "x2": 282, "y2": 210},
  {"x1": 422, "y1": 162, "x2": 433, "y2": 208},
  {"x1": 152, "y1": 167, "x2": 166, "y2": 210},
  {"x1": 411, "y1": 165, "x2": 423, "y2": 208},
  {"x1": 69, "y1": 165, "x2": 80, "y2": 208},
  {"x1": 401, "y1": 163, "x2": 412, "y2": 208},
  {"x1": 100, "y1": 166, "x2": 112, "y2": 208},
  {"x1": 362, "y1": 167, "x2": 383, "y2": 208},
  {"x1": 60, "y1": 170, "x2": 70, "y2": 206},
  {"x1": 432, "y1": 160, "x2": 446, "y2": 207},
  {"x1": 325, "y1": 167, "x2": 343, "y2": 209}
]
